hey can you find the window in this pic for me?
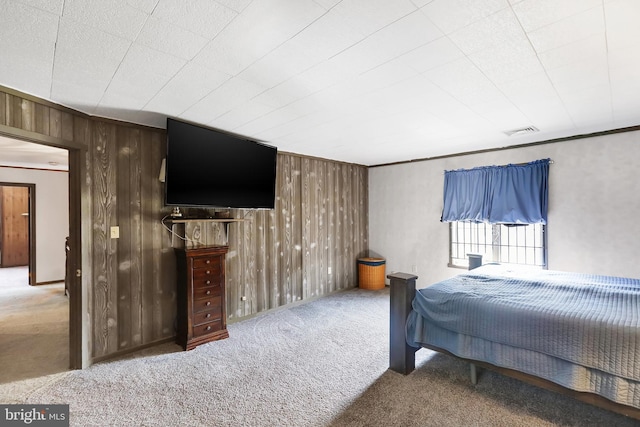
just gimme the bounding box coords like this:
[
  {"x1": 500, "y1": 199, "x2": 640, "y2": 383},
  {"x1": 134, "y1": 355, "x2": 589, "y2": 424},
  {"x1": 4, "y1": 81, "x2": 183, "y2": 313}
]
[{"x1": 449, "y1": 222, "x2": 546, "y2": 269}]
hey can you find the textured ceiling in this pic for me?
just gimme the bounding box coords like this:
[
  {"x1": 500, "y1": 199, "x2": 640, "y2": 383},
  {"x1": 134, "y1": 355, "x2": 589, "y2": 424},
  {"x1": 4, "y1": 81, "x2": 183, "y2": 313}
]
[{"x1": 1, "y1": 0, "x2": 639, "y2": 166}]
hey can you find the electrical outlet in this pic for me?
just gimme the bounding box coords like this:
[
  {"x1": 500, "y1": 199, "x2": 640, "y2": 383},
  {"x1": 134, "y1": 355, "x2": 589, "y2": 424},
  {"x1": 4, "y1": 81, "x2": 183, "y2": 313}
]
[
  {"x1": 328, "y1": 267, "x2": 332, "y2": 275},
  {"x1": 110, "y1": 226, "x2": 120, "y2": 239},
  {"x1": 241, "y1": 296, "x2": 247, "y2": 301}
]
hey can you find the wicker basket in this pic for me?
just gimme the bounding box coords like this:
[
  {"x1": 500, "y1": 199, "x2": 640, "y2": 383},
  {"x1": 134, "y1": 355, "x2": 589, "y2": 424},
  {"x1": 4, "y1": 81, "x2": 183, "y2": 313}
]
[{"x1": 357, "y1": 257, "x2": 386, "y2": 290}]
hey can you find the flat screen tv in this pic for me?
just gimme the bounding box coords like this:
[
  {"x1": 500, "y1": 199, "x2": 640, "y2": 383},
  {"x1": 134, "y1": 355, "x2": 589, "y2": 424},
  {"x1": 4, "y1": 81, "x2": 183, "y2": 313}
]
[{"x1": 165, "y1": 118, "x2": 277, "y2": 209}]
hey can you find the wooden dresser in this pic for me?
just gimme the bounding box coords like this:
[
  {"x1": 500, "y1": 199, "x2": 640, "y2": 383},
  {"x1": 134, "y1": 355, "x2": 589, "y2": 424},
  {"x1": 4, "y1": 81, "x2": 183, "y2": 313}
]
[{"x1": 175, "y1": 245, "x2": 229, "y2": 350}]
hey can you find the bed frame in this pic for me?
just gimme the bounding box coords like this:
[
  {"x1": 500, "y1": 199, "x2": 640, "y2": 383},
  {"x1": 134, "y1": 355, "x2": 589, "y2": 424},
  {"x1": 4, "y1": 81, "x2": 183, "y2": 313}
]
[{"x1": 388, "y1": 259, "x2": 640, "y2": 421}]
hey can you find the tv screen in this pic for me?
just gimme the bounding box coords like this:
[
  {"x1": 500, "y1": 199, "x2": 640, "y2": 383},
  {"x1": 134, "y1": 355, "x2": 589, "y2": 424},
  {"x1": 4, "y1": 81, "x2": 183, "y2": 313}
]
[{"x1": 165, "y1": 118, "x2": 277, "y2": 209}]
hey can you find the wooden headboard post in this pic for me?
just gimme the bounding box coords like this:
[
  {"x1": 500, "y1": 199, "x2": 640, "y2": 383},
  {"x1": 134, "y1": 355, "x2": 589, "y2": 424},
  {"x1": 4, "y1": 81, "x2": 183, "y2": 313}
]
[
  {"x1": 388, "y1": 272, "x2": 419, "y2": 375},
  {"x1": 468, "y1": 253, "x2": 483, "y2": 270}
]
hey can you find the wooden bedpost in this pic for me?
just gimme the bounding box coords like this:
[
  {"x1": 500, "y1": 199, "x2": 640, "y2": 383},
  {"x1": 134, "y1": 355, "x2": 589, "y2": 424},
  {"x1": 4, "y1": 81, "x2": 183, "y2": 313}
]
[
  {"x1": 388, "y1": 272, "x2": 419, "y2": 375},
  {"x1": 468, "y1": 253, "x2": 483, "y2": 270}
]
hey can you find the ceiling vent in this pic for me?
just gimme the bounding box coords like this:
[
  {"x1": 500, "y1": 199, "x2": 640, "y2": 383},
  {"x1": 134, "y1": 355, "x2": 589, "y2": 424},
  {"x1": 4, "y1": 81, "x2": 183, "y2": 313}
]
[{"x1": 504, "y1": 126, "x2": 539, "y2": 137}]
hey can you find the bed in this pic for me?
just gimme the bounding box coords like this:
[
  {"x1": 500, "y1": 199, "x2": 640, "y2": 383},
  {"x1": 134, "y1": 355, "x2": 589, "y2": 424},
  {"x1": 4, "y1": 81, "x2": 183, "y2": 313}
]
[{"x1": 388, "y1": 261, "x2": 640, "y2": 419}]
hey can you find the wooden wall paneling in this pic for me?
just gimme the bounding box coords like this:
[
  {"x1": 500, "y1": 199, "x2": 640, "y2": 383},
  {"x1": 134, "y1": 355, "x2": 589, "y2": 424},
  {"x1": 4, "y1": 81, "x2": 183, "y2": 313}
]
[
  {"x1": 152, "y1": 131, "x2": 175, "y2": 339},
  {"x1": 267, "y1": 191, "x2": 280, "y2": 310},
  {"x1": 128, "y1": 129, "x2": 143, "y2": 348},
  {"x1": 325, "y1": 162, "x2": 338, "y2": 292},
  {"x1": 244, "y1": 210, "x2": 257, "y2": 316},
  {"x1": 7, "y1": 95, "x2": 20, "y2": 129},
  {"x1": 226, "y1": 214, "x2": 242, "y2": 320},
  {"x1": 116, "y1": 126, "x2": 133, "y2": 350},
  {"x1": 20, "y1": 99, "x2": 35, "y2": 132},
  {"x1": 49, "y1": 108, "x2": 62, "y2": 139},
  {"x1": 277, "y1": 155, "x2": 291, "y2": 305},
  {"x1": 140, "y1": 130, "x2": 158, "y2": 342},
  {"x1": 34, "y1": 103, "x2": 49, "y2": 135},
  {"x1": 291, "y1": 156, "x2": 303, "y2": 302},
  {"x1": 92, "y1": 121, "x2": 119, "y2": 358},
  {"x1": 301, "y1": 158, "x2": 311, "y2": 299},
  {"x1": 319, "y1": 160, "x2": 329, "y2": 296},
  {"x1": 0, "y1": 92, "x2": 6, "y2": 125},
  {"x1": 61, "y1": 111, "x2": 74, "y2": 142},
  {"x1": 254, "y1": 211, "x2": 268, "y2": 313}
]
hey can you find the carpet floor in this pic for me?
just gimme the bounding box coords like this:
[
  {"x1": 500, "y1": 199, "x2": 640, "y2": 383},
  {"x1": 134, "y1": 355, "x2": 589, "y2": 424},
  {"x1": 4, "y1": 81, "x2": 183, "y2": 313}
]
[{"x1": 0, "y1": 287, "x2": 637, "y2": 426}]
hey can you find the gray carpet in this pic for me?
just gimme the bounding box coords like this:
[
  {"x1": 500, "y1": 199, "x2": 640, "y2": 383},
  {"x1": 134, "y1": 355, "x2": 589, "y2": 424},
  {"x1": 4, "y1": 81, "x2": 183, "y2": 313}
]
[
  {"x1": 0, "y1": 266, "x2": 68, "y2": 383},
  {"x1": 1, "y1": 287, "x2": 638, "y2": 426}
]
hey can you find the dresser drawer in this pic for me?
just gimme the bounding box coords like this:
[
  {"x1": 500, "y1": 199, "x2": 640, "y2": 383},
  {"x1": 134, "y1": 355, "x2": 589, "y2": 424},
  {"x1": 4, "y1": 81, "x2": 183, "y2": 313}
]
[
  {"x1": 193, "y1": 308, "x2": 222, "y2": 326},
  {"x1": 192, "y1": 257, "x2": 221, "y2": 270},
  {"x1": 192, "y1": 266, "x2": 222, "y2": 283},
  {"x1": 193, "y1": 319, "x2": 223, "y2": 338},
  {"x1": 193, "y1": 285, "x2": 222, "y2": 300},
  {"x1": 192, "y1": 296, "x2": 222, "y2": 313}
]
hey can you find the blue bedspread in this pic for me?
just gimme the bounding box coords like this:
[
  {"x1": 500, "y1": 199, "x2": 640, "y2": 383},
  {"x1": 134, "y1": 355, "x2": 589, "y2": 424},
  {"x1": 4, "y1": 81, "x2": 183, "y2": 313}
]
[{"x1": 406, "y1": 264, "x2": 640, "y2": 406}]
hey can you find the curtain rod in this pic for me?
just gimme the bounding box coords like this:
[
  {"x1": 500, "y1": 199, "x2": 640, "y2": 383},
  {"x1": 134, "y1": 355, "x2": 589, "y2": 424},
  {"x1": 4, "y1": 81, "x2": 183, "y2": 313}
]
[{"x1": 442, "y1": 159, "x2": 554, "y2": 174}]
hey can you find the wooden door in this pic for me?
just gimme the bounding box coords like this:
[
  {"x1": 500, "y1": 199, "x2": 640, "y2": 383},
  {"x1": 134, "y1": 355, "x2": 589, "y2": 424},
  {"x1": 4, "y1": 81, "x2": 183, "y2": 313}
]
[{"x1": 0, "y1": 186, "x2": 30, "y2": 267}]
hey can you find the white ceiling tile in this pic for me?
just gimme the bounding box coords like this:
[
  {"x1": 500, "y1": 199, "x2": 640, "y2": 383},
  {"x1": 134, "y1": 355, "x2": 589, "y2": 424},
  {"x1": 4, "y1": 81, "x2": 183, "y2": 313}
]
[
  {"x1": 287, "y1": 11, "x2": 367, "y2": 62},
  {"x1": 215, "y1": 0, "x2": 253, "y2": 13},
  {"x1": 151, "y1": 0, "x2": 237, "y2": 39},
  {"x1": 330, "y1": 0, "x2": 418, "y2": 36},
  {"x1": 237, "y1": 42, "x2": 318, "y2": 89},
  {"x1": 210, "y1": 100, "x2": 274, "y2": 132},
  {"x1": 232, "y1": 105, "x2": 306, "y2": 136},
  {"x1": 1, "y1": 1, "x2": 59, "y2": 42},
  {"x1": 135, "y1": 17, "x2": 208, "y2": 60},
  {"x1": 54, "y1": 17, "x2": 131, "y2": 87},
  {"x1": 102, "y1": 44, "x2": 186, "y2": 108},
  {"x1": 425, "y1": 58, "x2": 501, "y2": 106},
  {"x1": 51, "y1": 79, "x2": 106, "y2": 108},
  {"x1": 422, "y1": 0, "x2": 509, "y2": 34},
  {"x1": 0, "y1": 60, "x2": 51, "y2": 99},
  {"x1": 124, "y1": 0, "x2": 159, "y2": 14},
  {"x1": 63, "y1": 0, "x2": 148, "y2": 41},
  {"x1": 468, "y1": 39, "x2": 543, "y2": 84},
  {"x1": 527, "y1": 7, "x2": 604, "y2": 53},
  {"x1": 512, "y1": 0, "x2": 601, "y2": 32},
  {"x1": 398, "y1": 37, "x2": 464, "y2": 73},
  {"x1": 145, "y1": 63, "x2": 231, "y2": 116},
  {"x1": 193, "y1": 0, "x2": 325, "y2": 76},
  {"x1": 546, "y1": 59, "x2": 609, "y2": 98},
  {"x1": 449, "y1": 7, "x2": 527, "y2": 55},
  {"x1": 604, "y1": 0, "x2": 640, "y2": 52},
  {"x1": 252, "y1": 77, "x2": 317, "y2": 109},
  {"x1": 15, "y1": 0, "x2": 64, "y2": 14},
  {"x1": 180, "y1": 77, "x2": 267, "y2": 123},
  {"x1": 537, "y1": 33, "x2": 607, "y2": 71}
]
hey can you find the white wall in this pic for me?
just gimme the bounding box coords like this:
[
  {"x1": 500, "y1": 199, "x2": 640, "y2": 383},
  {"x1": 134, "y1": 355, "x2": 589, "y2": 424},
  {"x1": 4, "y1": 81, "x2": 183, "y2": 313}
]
[
  {"x1": 0, "y1": 167, "x2": 69, "y2": 283},
  {"x1": 369, "y1": 130, "x2": 640, "y2": 286}
]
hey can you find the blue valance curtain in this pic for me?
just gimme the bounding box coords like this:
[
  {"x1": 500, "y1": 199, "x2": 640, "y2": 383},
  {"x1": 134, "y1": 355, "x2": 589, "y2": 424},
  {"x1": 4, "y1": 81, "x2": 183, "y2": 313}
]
[{"x1": 441, "y1": 158, "x2": 550, "y2": 224}]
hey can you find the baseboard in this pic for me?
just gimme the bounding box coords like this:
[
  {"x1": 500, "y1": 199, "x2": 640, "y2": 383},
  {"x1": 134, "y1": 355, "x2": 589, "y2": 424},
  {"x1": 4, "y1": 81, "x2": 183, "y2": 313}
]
[
  {"x1": 91, "y1": 336, "x2": 177, "y2": 365},
  {"x1": 36, "y1": 279, "x2": 65, "y2": 285}
]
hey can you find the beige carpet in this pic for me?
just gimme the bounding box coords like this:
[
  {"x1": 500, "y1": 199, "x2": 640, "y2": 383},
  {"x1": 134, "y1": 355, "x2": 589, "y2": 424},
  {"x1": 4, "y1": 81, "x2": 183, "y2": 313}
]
[
  {"x1": 0, "y1": 266, "x2": 69, "y2": 385},
  {"x1": 0, "y1": 286, "x2": 637, "y2": 426}
]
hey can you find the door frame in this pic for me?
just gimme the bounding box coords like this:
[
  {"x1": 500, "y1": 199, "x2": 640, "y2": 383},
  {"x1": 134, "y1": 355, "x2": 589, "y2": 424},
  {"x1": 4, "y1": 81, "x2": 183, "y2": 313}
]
[
  {"x1": 0, "y1": 123, "x2": 86, "y2": 369},
  {"x1": 0, "y1": 182, "x2": 36, "y2": 284}
]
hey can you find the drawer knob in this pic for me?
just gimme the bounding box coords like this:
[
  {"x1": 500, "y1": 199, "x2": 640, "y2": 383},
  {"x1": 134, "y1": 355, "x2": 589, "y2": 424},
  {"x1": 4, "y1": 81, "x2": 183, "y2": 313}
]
[
  {"x1": 206, "y1": 260, "x2": 211, "y2": 264},
  {"x1": 206, "y1": 301, "x2": 211, "y2": 306},
  {"x1": 206, "y1": 326, "x2": 211, "y2": 331},
  {"x1": 205, "y1": 313, "x2": 211, "y2": 318},
  {"x1": 206, "y1": 290, "x2": 211, "y2": 295},
  {"x1": 206, "y1": 280, "x2": 211, "y2": 285},
  {"x1": 206, "y1": 270, "x2": 211, "y2": 274}
]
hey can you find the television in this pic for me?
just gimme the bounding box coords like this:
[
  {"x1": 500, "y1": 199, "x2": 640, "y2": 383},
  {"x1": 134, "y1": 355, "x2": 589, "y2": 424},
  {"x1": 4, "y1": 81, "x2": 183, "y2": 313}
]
[{"x1": 164, "y1": 118, "x2": 277, "y2": 209}]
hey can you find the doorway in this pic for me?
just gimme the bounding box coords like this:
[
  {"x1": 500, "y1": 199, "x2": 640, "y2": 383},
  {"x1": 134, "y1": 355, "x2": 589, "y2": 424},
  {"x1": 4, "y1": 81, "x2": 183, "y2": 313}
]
[{"x1": 0, "y1": 183, "x2": 36, "y2": 285}]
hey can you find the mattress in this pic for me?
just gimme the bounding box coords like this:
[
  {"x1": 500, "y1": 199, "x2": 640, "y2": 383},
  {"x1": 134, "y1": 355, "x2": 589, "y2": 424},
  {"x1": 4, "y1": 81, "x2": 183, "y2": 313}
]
[{"x1": 406, "y1": 264, "x2": 640, "y2": 408}]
